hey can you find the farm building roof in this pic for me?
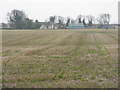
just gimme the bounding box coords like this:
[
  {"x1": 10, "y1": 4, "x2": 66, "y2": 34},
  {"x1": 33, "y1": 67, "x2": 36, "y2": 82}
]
[{"x1": 68, "y1": 23, "x2": 84, "y2": 29}]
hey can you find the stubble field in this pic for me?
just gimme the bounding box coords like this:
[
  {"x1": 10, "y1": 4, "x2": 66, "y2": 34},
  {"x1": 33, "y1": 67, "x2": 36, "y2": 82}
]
[{"x1": 2, "y1": 29, "x2": 118, "y2": 88}]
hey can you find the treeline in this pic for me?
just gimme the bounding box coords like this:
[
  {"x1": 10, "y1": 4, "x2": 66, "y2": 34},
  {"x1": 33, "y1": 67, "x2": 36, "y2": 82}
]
[
  {"x1": 6, "y1": 10, "x2": 41, "y2": 29},
  {"x1": 2, "y1": 9, "x2": 111, "y2": 29}
]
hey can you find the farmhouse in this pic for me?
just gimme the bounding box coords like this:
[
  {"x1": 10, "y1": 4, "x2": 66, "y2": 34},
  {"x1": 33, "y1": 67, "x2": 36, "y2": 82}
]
[
  {"x1": 40, "y1": 22, "x2": 66, "y2": 29},
  {"x1": 68, "y1": 23, "x2": 84, "y2": 29},
  {"x1": 99, "y1": 25, "x2": 109, "y2": 29},
  {"x1": 39, "y1": 23, "x2": 54, "y2": 29}
]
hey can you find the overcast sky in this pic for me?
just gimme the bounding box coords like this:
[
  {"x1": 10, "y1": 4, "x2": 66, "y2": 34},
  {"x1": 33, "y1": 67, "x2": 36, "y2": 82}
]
[{"x1": 0, "y1": 0, "x2": 119, "y2": 24}]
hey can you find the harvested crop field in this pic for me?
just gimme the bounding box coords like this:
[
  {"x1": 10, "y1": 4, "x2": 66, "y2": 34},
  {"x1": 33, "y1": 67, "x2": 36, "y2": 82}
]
[{"x1": 2, "y1": 29, "x2": 118, "y2": 88}]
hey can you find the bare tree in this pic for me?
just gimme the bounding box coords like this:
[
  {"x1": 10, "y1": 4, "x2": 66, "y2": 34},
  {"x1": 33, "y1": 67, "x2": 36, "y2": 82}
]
[
  {"x1": 87, "y1": 15, "x2": 94, "y2": 27},
  {"x1": 77, "y1": 15, "x2": 82, "y2": 23},
  {"x1": 48, "y1": 16, "x2": 57, "y2": 29},
  {"x1": 57, "y1": 16, "x2": 65, "y2": 29},
  {"x1": 66, "y1": 17, "x2": 71, "y2": 27},
  {"x1": 58, "y1": 16, "x2": 64, "y2": 24},
  {"x1": 97, "y1": 13, "x2": 111, "y2": 25},
  {"x1": 49, "y1": 16, "x2": 56, "y2": 23},
  {"x1": 104, "y1": 14, "x2": 111, "y2": 25},
  {"x1": 71, "y1": 18, "x2": 75, "y2": 23},
  {"x1": 82, "y1": 16, "x2": 86, "y2": 27}
]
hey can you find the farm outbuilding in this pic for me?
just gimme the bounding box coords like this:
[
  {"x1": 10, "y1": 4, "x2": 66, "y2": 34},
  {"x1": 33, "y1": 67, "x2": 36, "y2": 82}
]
[
  {"x1": 101, "y1": 25, "x2": 109, "y2": 29},
  {"x1": 98, "y1": 25, "x2": 109, "y2": 29},
  {"x1": 68, "y1": 23, "x2": 84, "y2": 29}
]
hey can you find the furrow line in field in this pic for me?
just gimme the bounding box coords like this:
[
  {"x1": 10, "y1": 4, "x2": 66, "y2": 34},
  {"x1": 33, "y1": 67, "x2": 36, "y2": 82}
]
[
  {"x1": 93, "y1": 33, "x2": 111, "y2": 55},
  {"x1": 40, "y1": 32, "x2": 64, "y2": 45},
  {"x1": 25, "y1": 45, "x2": 55, "y2": 56},
  {"x1": 54, "y1": 32, "x2": 77, "y2": 46},
  {"x1": 69, "y1": 32, "x2": 88, "y2": 56},
  {"x1": 3, "y1": 34, "x2": 33, "y2": 44},
  {"x1": 5, "y1": 32, "x2": 55, "y2": 46},
  {"x1": 106, "y1": 33, "x2": 118, "y2": 42},
  {"x1": 35, "y1": 32, "x2": 78, "y2": 56}
]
